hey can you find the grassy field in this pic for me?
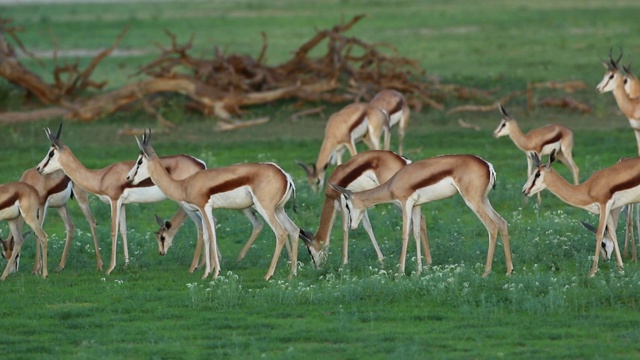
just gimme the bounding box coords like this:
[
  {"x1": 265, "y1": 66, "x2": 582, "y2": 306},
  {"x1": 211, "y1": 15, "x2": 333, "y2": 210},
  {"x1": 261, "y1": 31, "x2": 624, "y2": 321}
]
[{"x1": 2, "y1": 0, "x2": 640, "y2": 359}]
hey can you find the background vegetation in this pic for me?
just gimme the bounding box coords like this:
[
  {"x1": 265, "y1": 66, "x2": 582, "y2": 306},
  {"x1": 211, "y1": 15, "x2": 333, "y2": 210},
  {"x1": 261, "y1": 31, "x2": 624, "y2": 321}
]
[{"x1": 1, "y1": 0, "x2": 640, "y2": 358}]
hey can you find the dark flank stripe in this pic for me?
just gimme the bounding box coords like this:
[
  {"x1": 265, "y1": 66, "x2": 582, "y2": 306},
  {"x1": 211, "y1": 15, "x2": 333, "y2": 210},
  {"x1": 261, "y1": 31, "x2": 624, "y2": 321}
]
[
  {"x1": 411, "y1": 169, "x2": 453, "y2": 191},
  {"x1": 348, "y1": 112, "x2": 367, "y2": 134},
  {"x1": 337, "y1": 162, "x2": 376, "y2": 188},
  {"x1": 388, "y1": 99, "x2": 403, "y2": 115},
  {"x1": 206, "y1": 176, "x2": 251, "y2": 197},
  {"x1": 539, "y1": 131, "x2": 562, "y2": 149},
  {"x1": 610, "y1": 173, "x2": 640, "y2": 195},
  {"x1": 0, "y1": 194, "x2": 18, "y2": 212},
  {"x1": 46, "y1": 177, "x2": 72, "y2": 198}
]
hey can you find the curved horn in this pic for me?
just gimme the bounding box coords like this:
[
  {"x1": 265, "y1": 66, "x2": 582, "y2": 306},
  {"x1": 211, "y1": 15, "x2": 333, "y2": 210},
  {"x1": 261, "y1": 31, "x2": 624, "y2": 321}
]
[
  {"x1": 296, "y1": 161, "x2": 315, "y2": 176},
  {"x1": 55, "y1": 122, "x2": 63, "y2": 139}
]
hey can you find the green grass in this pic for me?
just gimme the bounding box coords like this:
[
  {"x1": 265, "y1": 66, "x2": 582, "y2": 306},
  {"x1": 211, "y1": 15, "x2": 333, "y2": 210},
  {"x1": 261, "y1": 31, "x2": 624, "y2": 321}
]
[{"x1": 2, "y1": 0, "x2": 640, "y2": 359}]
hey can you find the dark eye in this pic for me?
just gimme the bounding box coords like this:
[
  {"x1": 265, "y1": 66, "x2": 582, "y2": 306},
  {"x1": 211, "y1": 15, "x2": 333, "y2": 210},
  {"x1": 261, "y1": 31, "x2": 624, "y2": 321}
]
[
  {"x1": 534, "y1": 171, "x2": 541, "y2": 179},
  {"x1": 609, "y1": 74, "x2": 614, "y2": 79},
  {"x1": 138, "y1": 158, "x2": 143, "y2": 166},
  {"x1": 48, "y1": 150, "x2": 54, "y2": 158}
]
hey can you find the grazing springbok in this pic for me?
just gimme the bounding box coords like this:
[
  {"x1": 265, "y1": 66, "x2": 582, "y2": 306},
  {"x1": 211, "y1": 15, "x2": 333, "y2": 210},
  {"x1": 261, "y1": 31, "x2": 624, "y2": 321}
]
[
  {"x1": 127, "y1": 130, "x2": 302, "y2": 280},
  {"x1": 370, "y1": 90, "x2": 410, "y2": 155},
  {"x1": 152, "y1": 206, "x2": 269, "y2": 268},
  {"x1": 521, "y1": 150, "x2": 640, "y2": 277},
  {"x1": 0, "y1": 182, "x2": 48, "y2": 280},
  {"x1": 300, "y1": 150, "x2": 430, "y2": 267},
  {"x1": 298, "y1": 102, "x2": 390, "y2": 193},
  {"x1": 493, "y1": 104, "x2": 580, "y2": 204},
  {"x1": 36, "y1": 124, "x2": 206, "y2": 275},
  {"x1": 332, "y1": 154, "x2": 512, "y2": 277}
]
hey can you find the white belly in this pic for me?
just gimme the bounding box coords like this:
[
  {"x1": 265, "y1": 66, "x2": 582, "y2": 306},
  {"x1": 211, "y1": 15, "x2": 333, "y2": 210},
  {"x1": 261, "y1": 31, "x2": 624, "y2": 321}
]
[
  {"x1": 209, "y1": 186, "x2": 254, "y2": 210},
  {"x1": 628, "y1": 118, "x2": 640, "y2": 130},
  {"x1": 611, "y1": 187, "x2": 640, "y2": 209},
  {"x1": 0, "y1": 202, "x2": 20, "y2": 221},
  {"x1": 346, "y1": 170, "x2": 380, "y2": 192},
  {"x1": 47, "y1": 182, "x2": 73, "y2": 208},
  {"x1": 540, "y1": 142, "x2": 561, "y2": 157},
  {"x1": 351, "y1": 120, "x2": 369, "y2": 142},
  {"x1": 412, "y1": 177, "x2": 458, "y2": 205},
  {"x1": 121, "y1": 186, "x2": 167, "y2": 204},
  {"x1": 389, "y1": 111, "x2": 403, "y2": 128}
]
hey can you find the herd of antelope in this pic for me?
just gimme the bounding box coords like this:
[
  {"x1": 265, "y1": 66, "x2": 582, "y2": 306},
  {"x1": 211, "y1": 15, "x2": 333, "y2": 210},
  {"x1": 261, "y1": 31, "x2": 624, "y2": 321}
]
[{"x1": 0, "y1": 54, "x2": 639, "y2": 282}]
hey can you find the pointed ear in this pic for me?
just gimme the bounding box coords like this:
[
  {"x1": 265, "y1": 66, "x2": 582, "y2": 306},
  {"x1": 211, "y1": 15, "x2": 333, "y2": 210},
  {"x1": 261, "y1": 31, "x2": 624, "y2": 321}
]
[
  {"x1": 135, "y1": 136, "x2": 145, "y2": 153},
  {"x1": 549, "y1": 149, "x2": 557, "y2": 165},
  {"x1": 530, "y1": 152, "x2": 541, "y2": 167},
  {"x1": 44, "y1": 127, "x2": 63, "y2": 149},
  {"x1": 330, "y1": 183, "x2": 353, "y2": 198},
  {"x1": 154, "y1": 214, "x2": 165, "y2": 227},
  {"x1": 144, "y1": 128, "x2": 152, "y2": 146},
  {"x1": 298, "y1": 228, "x2": 314, "y2": 245},
  {"x1": 579, "y1": 221, "x2": 597, "y2": 234},
  {"x1": 498, "y1": 103, "x2": 510, "y2": 119}
]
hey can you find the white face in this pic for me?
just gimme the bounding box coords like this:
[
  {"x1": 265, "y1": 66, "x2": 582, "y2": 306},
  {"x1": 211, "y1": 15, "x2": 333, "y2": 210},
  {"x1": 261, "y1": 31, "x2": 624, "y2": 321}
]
[
  {"x1": 126, "y1": 154, "x2": 150, "y2": 185},
  {"x1": 305, "y1": 245, "x2": 328, "y2": 268},
  {"x1": 36, "y1": 145, "x2": 63, "y2": 175},
  {"x1": 341, "y1": 195, "x2": 364, "y2": 230},
  {"x1": 155, "y1": 224, "x2": 175, "y2": 255},
  {"x1": 492, "y1": 118, "x2": 509, "y2": 138},
  {"x1": 600, "y1": 236, "x2": 614, "y2": 260},
  {"x1": 596, "y1": 67, "x2": 619, "y2": 93},
  {"x1": 522, "y1": 167, "x2": 547, "y2": 197}
]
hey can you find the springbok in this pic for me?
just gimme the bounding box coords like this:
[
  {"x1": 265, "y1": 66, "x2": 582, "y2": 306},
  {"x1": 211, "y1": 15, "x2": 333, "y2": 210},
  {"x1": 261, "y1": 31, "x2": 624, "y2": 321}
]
[
  {"x1": 0, "y1": 182, "x2": 48, "y2": 280},
  {"x1": 493, "y1": 104, "x2": 579, "y2": 204},
  {"x1": 36, "y1": 124, "x2": 206, "y2": 275},
  {"x1": 521, "y1": 150, "x2": 640, "y2": 277},
  {"x1": 300, "y1": 150, "x2": 430, "y2": 267},
  {"x1": 332, "y1": 154, "x2": 512, "y2": 277},
  {"x1": 298, "y1": 102, "x2": 390, "y2": 193},
  {"x1": 2, "y1": 168, "x2": 101, "y2": 273},
  {"x1": 370, "y1": 90, "x2": 410, "y2": 155},
  {"x1": 127, "y1": 130, "x2": 302, "y2": 280}
]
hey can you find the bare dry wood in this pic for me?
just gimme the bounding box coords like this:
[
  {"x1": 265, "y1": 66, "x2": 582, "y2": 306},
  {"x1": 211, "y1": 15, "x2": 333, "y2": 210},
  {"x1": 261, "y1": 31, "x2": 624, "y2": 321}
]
[
  {"x1": 0, "y1": 15, "x2": 592, "y2": 126},
  {"x1": 539, "y1": 97, "x2": 592, "y2": 113},
  {"x1": 215, "y1": 117, "x2": 270, "y2": 132}
]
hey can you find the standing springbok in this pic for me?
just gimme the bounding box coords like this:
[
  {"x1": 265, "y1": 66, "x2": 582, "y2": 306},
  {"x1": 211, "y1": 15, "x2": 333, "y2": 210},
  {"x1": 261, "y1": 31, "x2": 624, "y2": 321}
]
[
  {"x1": 370, "y1": 90, "x2": 410, "y2": 155},
  {"x1": 127, "y1": 130, "x2": 302, "y2": 280},
  {"x1": 332, "y1": 154, "x2": 513, "y2": 277},
  {"x1": 298, "y1": 102, "x2": 390, "y2": 193},
  {"x1": 521, "y1": 150, "x2": 640, "y2": 277},
  {"x1": 3, "y1": 168, "x2": 101, "y2": 273},
  {"x1": 597, "y1": 53, "x2": 640, "y2": 262},
  {"x1": 36, "y1": 124, "x2": 206, "y2": 275},
  {"x1": 0, "y1": 182, "x2": 48, "y2": 280},
  {"x1": 493, "y1": 104, "x2": 580, "y2": 203},
  {"x1": 300, "y1": 150, "x2": 430, "y2": 267}
]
